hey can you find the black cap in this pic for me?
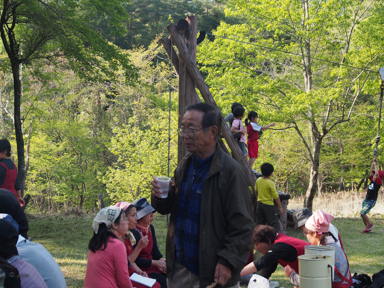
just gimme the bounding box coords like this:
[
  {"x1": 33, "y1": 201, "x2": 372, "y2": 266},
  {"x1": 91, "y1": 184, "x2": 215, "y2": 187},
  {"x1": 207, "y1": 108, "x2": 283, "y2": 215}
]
[
  {"x1": 293, "y1": 208, "x2": 312, "y2": 230},
  {"x1": 132, "y1": 198, "x2": 155, "y2": 220}
]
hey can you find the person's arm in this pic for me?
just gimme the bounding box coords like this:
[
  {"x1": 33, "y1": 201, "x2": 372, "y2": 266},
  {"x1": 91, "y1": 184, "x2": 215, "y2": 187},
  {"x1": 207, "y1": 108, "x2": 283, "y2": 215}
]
[
  {"x1": 131, "y1": 230, "x2": 152, "y2": 268},
  {"x1": 113, "y1": 241, "x2": 134, "y2": 288},
  {"x1": 261, "y1": 123, "x2": 276, "y2": 130},
  {"x1": 224, "y1": 113, "x2": 233, "y2": 123},
  {"x1": 7, "y1": 195, "x2": 29, "y2": 238},
  {"x1": 132, "y1": 263, "x2": 148, "y2": 277},
  {"x1": 150, "y1": 225, "x2": 166, "y2": 272},
  {"x1": 374, "y1": 160, "x2": 379, "y2": 176},
  {"x1": 269, "y1": 181, "x2": 283, "y2": 214},
  {"x1": 274, "y1": 197, "x2": 284, "y2": 215},
  {"x1": 127, "y1": 235, "x2": 148, "y2": 265},
  {"x1": 240, "y1": 262, "x2": 257, "y2": 276},
  {"x1": 284, "y1": 265, "x2": 300, "y2": 286},
  {"x1": 215, "y1": 164, "x2": 254, "y2": 285},
  {"x1": 254, "y1": 242, "x2": 298, "y2": 279},
  {"x1": 370, "y1": 160, "x2": 375, "y2": 177},
  {"x1": 0, "y1": 165, "x2": 6, "y2": 186},
  {"x1": 150, "y1": 225, "x2": 163, "y2": 260},
  {"x1": 231, "y1": 119, "x2": 244, "y2": 134}
]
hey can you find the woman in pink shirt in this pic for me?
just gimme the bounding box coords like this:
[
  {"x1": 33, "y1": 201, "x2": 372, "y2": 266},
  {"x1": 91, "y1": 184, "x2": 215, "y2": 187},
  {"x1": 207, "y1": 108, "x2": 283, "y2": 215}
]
[{"x1": 84, "y1": 206, "x2": 133, "y2": 288}]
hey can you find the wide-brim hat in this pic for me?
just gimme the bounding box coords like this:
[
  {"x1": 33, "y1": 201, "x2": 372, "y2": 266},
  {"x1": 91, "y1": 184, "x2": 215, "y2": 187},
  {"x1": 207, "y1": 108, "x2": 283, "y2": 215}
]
[
  {"x1": 0, "y1": 219, "x2": 18, "y2": 256},
  {"x1": 293, "y1": 208, "x2": 312, "y2": 230},
  {"x1": 132, "y1": 198, "x2": 155, "y2": 220}
]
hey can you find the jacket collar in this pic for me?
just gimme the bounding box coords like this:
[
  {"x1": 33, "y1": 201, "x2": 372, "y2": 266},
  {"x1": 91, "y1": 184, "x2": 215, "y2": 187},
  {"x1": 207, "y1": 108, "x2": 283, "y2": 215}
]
[{"x1": 181, "y1": 143, "x2": 223, "y2": 179}]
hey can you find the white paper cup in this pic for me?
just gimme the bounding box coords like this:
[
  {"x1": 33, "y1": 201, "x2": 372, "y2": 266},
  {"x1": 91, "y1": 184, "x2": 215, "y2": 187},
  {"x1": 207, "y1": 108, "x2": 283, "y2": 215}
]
[{"x1": 156, "y1": 176, "x2": 171, "y2": 198}]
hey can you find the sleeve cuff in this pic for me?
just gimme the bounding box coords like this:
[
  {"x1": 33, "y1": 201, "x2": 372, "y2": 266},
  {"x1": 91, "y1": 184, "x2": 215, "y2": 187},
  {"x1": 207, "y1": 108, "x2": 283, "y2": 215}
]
[{"x1": 218, "y1": 258, "x2": 233, "y2": 270}]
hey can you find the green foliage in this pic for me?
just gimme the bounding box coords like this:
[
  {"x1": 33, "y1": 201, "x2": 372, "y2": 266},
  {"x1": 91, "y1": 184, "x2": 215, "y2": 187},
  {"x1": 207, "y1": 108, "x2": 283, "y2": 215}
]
[
  {"x1": 89, "y1": 0, "x2": 239, "y2": 49},
  {"x1": 197, "y1": 0, "x2": 384, "y2": 199},
  {"x1": 20, "y1": 37, "x2": 178, "y2": 210},
  {"x1": 100, "y1": 40, "x2": 179, "y2": 204},
  {"x1": 0, "y1": 0, "x2": 138, "y2": 82},
  {"x1": 23, "y1": 67, "x2": 112, "y2": 209},
  {"x1": 102, "y1": 109, "x2": 178, "y2": 203}
]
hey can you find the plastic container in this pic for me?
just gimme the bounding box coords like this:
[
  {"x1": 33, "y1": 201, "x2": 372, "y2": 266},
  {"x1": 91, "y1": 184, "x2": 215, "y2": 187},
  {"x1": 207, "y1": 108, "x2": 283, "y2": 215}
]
[
  {"x1": 305, "y1": 245, "x2": 335, "y2": 266},
  {"x1": 298, "y1": 254, "x2": 333, "y2": 288}
]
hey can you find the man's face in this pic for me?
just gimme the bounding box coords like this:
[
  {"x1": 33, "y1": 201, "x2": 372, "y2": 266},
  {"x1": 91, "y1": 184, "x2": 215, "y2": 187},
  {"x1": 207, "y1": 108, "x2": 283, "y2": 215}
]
[{"x1": 181, "y1": 110, "x2": 215, "y2": 157}]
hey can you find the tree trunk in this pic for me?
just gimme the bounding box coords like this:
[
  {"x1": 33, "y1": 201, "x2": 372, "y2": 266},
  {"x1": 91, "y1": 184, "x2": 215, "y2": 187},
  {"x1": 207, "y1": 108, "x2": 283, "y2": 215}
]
[
  {"x1": 304, "y1": 138, "x2": 321, "y2": 211},
  {"x1": 12, "y1": 63, "x2": 26, "y2": 197}
]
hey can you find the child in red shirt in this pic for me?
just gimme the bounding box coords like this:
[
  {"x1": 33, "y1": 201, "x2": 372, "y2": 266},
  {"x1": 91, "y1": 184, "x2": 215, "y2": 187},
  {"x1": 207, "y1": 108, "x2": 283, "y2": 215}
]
[{"x1": 246, "y1": 111, "x2": 275, "y2": 170}]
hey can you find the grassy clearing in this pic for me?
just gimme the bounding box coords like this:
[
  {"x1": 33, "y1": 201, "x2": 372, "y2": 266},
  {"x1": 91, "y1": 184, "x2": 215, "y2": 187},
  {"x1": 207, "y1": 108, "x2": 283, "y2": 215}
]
[{"x1": 26, "y1": 194, "x2": 383, "y2": 288}]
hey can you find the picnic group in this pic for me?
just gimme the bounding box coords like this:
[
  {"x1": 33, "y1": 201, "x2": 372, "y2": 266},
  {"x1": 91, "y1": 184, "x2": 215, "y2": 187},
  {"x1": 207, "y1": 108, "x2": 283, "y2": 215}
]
[{"x1": 0, "y1": 103, "x2": 381, "y2": 288}]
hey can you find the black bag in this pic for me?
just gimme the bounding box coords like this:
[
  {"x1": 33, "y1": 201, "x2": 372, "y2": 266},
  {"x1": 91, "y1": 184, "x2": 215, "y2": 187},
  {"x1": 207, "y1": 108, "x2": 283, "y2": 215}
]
[
  {"x1": 231, "y1": 121, "x2": 241, "y2": 141},
  {"x1": 353, "y1": 273, "x2": 372, "y2": 288},
  {"x1": 368, "y1": 269, "x2": 384, "y2": 288},
  {"x1": 0, "y1": 257, "x2": 21, "y2": 288}
]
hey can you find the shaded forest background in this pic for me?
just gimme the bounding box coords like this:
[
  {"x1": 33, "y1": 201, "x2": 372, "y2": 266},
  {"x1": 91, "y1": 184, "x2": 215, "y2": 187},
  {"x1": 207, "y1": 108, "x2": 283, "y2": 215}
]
[{"x1": 1, "y1": 0, "x2": 384, "y2": 211}]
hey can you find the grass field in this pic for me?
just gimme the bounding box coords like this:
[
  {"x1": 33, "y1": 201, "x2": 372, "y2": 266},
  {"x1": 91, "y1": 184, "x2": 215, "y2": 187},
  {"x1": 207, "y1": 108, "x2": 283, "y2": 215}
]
[{"x1": 26, "y1": 197, "x2": 384, "y2": 288}]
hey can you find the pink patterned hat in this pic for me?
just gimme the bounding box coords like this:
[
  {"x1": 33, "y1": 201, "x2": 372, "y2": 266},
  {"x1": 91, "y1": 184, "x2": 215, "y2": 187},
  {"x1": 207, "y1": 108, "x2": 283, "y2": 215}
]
[
  {"x1": 114, "y1": 201, "x2": 132, "y2": 210},
  {"x1": 305, "y1": 210, "x2": 334, "y2": 234}
]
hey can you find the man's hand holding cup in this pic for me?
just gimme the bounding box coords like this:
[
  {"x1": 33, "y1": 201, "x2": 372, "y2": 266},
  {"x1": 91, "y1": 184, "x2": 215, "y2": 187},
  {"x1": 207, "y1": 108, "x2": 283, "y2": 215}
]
[{"x1": 151, "y1": 176, "x2": 171, "y2": 198}]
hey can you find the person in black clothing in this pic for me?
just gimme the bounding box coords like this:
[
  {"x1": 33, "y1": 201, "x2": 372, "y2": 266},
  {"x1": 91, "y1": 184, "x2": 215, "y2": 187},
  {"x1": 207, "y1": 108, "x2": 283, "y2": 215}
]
[
  {"x1": 131, "y1": 198, "x2": 167, "y2": 288},
  {"x1": 0, "y1": 139, "x2": 23, "y2": 206},
  {"x1": 240, "y1": 225, "x2": 308, "y2": 280},
  {"x1": 360, "y1": 157, "x2": 381, "y2": 233},
  {"x1": 0, "y1": 189, "x2": 28, "y2": 238}
]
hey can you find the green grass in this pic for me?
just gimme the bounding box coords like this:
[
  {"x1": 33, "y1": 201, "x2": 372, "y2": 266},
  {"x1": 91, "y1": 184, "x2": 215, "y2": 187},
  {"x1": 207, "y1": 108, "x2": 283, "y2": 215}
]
[{"x1": 26, "y1": 212, "x2": 383, "y2": 288}]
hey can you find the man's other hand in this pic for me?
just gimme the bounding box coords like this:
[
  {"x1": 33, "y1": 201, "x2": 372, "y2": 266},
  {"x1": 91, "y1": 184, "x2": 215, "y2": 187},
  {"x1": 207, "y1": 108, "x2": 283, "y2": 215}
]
[{"x1": 214, "y1": 263, "x2": 231, "y2": 286}]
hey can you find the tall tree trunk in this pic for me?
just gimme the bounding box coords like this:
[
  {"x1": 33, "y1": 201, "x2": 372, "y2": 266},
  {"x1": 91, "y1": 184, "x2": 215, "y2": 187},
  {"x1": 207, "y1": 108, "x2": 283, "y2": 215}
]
[
  {"x1": 304, "y1": 136, "x2": 321, "y2": 211},
  {"x1": 12, "y1": 63, "x2": 26, "y2": 196}
]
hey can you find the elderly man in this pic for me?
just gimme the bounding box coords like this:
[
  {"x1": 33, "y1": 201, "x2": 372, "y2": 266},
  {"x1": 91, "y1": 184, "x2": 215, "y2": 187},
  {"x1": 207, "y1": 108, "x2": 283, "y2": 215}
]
[{"x1": 151, "y1": 103, "x2": 253, "y2": 288}]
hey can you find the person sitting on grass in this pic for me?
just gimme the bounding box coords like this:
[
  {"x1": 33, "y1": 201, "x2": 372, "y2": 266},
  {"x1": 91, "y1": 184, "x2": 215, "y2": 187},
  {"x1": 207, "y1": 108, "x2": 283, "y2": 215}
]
[
  {"x1": 114, "y1": 202, "x2": 161, "y2": 288},
  {"x1": 254, "y1": 163, "x2": 283, "y2": 233},
  {"x1": 0, "y1": 219, "x2": 47, "y2": 288},
  {"x1": 131, "y1": 198, "x2": 167, "y2": 288},
  {"x1": 240, "y1": 225, "x2": 308, "y2": 280},
  {"x1": 0, "y1": 213, "x2": 66, "y2": 288},
  {"x1": 361, "y1": 157, "x2": 382, "y2": 233},
  {"x1": 293, "y1": 208, "x2": 344, "y2": 249},
  {"x1": 0, "y1": 189, "x2": 28, "y2": 239},
  {"x1": 284, "y1": 210, "x2": 352, "y2": 288},
  {"x1": 84, "y1": 206, "x2": 133, "y2": 288}
]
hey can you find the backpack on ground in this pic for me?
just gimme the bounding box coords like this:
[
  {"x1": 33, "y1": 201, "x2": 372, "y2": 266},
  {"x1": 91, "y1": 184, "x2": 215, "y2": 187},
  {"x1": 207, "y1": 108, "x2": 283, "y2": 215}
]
[
  {"x1": 352, "y1": 273, "x2": 372, "y2": 288},
  {"x1": 368, "y1": 269, "x2": 384, "y2": 288},
  {"x1": 0, "y1": 257, "x2": 21, "y2": 288}
]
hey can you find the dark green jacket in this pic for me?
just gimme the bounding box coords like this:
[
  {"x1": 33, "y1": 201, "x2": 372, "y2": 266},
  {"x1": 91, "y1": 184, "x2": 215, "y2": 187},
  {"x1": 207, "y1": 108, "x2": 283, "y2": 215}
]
[{"x1": 151, "y1": 146, "x2": 253, "y2": 288}]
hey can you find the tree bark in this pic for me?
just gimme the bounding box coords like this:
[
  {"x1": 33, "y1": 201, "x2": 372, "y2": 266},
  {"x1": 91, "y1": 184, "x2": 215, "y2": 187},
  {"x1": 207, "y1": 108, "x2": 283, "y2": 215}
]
[
  {"x1": 167, "y1": 23, "x2": 256, "y2": 187},
  {"x1": 304, "y1": 137, "x2": 321, "y2": 211},
  {"x1": 12, "y1": 63, "x2": 26, "y2": 196}
]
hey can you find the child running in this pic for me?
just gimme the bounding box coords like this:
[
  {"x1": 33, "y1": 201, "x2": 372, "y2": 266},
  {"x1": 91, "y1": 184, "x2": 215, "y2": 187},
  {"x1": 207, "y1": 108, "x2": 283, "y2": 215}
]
[
  {"x1": 361, "y1": 157, "x2": 382, "y2": 233},
  {"x1": 245, "y1": 111, "x2": 275, "y2": 170}
]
